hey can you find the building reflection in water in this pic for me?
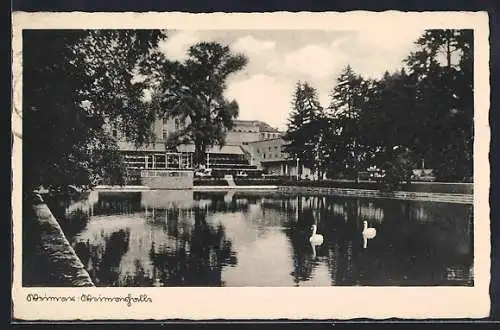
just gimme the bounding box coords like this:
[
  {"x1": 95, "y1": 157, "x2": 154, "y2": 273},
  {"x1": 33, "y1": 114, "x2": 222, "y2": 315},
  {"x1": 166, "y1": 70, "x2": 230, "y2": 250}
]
[
  {"x1": 70, "y1": 191, "x2": 238, "y2": 286},
  {"x1": 64, "y1": 190, "x2": 473, "y2": 287}
]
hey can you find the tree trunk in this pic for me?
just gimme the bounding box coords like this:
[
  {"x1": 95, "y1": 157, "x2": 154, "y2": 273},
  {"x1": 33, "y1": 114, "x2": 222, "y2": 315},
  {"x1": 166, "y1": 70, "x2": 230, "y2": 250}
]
[
  {"x1": 446, "y1": 30, "x2": 452, "y2": 68},
  {"x1": 194, "y1": 142, "x2": 206, "y2": 167}
]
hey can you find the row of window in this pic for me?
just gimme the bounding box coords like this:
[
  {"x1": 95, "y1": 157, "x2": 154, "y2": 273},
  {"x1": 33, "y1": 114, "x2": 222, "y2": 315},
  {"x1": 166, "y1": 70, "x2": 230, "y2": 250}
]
[
  {"x1": 228, "y1": 130, "x2": 280, "y2": 139},
  {"x1": 256, "y1": 145, "x2": 282, "y2": 154},
  {"x1": 261, "y1": 132, "x2": 280, "y2": 139},
  {"x1": 162, "y1": 117, "x2": 184, "y2": 130},
  {"x1": 255, "y1": 143, "x2": 287, "y2": 160},
  {"x1": 162, "y1": 124, "x2": 168, "y2": 140},
  {"x1": 261, "y1": 153, "x2": 285, "y2": 159}
]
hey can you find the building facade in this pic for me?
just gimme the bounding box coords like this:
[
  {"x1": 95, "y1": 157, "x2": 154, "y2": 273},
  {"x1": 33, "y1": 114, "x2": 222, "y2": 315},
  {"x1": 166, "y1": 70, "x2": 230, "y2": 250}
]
[
  {"x1": 109, "y1": 115, "x2": 285, "y2": 177},
  {"x1": 110, "y1": 117, "x2": 282, "y2": 152},
  {"x1": 246, "y1": 137, "x2": 313, "y2": 178},
  {"x1": 225, "y1": 120, "x2": 281, "y2": 145}
]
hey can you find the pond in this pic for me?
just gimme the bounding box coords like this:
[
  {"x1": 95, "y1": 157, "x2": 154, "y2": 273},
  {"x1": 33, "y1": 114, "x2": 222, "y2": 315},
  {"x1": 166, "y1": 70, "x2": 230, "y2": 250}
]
[{"x1": 58, "y1": 190, "x2": 474, "y2": 287}]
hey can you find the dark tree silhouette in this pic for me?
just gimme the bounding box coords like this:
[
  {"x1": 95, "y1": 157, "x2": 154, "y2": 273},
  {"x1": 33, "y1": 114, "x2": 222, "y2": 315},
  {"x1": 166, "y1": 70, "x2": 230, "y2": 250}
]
[
  {"x1": 23, "y1": 30, "x2": 165, "y2": 194},
  {"x1": 154, "y1": 41, "x2": 248, "y2": 165}
]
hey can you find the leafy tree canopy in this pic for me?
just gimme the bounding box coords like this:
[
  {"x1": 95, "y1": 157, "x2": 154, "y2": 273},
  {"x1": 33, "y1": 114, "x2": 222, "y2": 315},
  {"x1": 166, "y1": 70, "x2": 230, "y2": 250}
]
[
  {"x1": 23, "y1": 30, "x2": 166, "y2": 192},
  {"x1": 154, "y1": 41, "x2": 248, "y2": 165}
]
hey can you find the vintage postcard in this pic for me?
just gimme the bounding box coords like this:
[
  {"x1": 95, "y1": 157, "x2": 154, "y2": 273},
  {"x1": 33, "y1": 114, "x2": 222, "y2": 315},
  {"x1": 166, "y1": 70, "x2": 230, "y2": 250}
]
[{"x1": 11, "y1": 11, "x2": 490, "y2": 320}]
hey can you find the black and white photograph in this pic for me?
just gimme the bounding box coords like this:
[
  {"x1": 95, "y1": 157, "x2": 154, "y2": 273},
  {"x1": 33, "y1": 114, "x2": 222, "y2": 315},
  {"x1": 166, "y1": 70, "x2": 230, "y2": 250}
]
[{"x1": 12, "y1": 11, "x2": 490, "y2": 320}]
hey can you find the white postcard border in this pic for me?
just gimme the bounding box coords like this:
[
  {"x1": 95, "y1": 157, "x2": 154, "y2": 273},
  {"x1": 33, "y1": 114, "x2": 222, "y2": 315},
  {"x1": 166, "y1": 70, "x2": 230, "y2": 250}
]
[{"x1": 11, "y1": 11, "x2": 491, "y2": 320}]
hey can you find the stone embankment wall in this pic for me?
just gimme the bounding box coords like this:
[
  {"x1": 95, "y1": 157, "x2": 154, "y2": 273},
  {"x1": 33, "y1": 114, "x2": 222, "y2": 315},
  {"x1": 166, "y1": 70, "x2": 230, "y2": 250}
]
[
  {"x1": 24, "y1": 195, "x2": 94, "y2": 287},
  {"x1": 141, "y1": 169, "x2": 194, "y2": 189},
  {"x1": 277, "y1": 186, "x2": 473, "y2": 204}
]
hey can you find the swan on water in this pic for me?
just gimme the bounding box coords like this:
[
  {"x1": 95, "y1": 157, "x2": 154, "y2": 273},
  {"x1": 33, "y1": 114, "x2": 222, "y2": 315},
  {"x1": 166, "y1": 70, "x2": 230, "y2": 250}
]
[
  {"x1": 362, "y1": 221, "x2": 376, "y2": 237},
  {"x1": 311, "y1": 242, "x2": 319, "y2": 258},
  {"x1": 309, "y1": 224, "x2": 324, "y2": 245},
  {"x1": 362, "y1": 220, "x2": 377, "y2": 249}
]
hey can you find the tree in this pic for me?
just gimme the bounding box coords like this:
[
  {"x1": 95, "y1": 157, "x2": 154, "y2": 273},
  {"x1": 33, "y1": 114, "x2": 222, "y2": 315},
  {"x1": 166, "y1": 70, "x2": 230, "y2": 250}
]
[
  {"x1": 314, "y1": 116, "x2": 347, "y2": 179},
  {"x1": 23, "y1": 30, "x2": 165, "y2": 194},
  {"x1": 283, "y1": 81, "x2": 325, "y2": 176},
  {"x1": 404, "y1": 29, "x2": 473, "y2": 181},
  {"x1": 353, "y1": 29, "x2": 473, "y2": 185},
  {"x1": 154, "y1": 42, "x2": 248, "y2": 165},
  {"x1": 379, "y1": 146, "x2": 417, "y2": 191},
  {"x1": 358, "y1": 69, "x2": 418, "y2": 171},
  {"x1": 327, "y1": 65, "x2": 370, "y2": 181}
]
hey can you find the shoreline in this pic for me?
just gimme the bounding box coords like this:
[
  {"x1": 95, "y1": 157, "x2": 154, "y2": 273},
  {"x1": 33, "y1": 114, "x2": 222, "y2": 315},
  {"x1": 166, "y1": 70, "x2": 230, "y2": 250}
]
[
  {"x1": 277, "y1": 186, "x2": 473, "y2": 204},
  {"x1": 193, "y1": 185, "x2": 278, "y2": 191},
  {"x1": 92, "y1": 183, "x2": 473, "y2": 204}
]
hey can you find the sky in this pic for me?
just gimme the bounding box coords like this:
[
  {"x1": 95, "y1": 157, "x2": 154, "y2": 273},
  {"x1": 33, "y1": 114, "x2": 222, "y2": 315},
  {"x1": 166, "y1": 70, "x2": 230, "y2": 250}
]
[{"x1": 158, "y1": 29, "x2": 425, "y2": 131}]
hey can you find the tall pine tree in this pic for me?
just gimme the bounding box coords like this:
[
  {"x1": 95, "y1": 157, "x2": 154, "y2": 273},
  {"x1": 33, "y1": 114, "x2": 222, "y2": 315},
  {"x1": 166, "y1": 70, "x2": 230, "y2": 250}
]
[
  {"x1": 359, "y1": 69, "x2": 418, "y2": 165},
  {"x1": 283, "y1": 81, "x2": 324, "y2": 176},
  {"x1": 404, "y1": 29, "x2": 473, "y2": 181},
  {"x1": 327, "y1": 65, "x2": 370, "y2": 180}
]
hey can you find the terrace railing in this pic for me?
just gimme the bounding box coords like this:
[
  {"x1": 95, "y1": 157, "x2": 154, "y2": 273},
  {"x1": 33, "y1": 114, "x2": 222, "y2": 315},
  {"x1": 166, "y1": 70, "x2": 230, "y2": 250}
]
[{"x1": 124, "y1": 152, "x2": 194, "y2": 170}]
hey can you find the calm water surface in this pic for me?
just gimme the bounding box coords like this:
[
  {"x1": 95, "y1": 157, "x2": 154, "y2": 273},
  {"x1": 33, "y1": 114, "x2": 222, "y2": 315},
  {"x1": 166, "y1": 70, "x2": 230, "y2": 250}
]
[{"x1": 59, "y1": 190, "x2": 474, "y2": 287}]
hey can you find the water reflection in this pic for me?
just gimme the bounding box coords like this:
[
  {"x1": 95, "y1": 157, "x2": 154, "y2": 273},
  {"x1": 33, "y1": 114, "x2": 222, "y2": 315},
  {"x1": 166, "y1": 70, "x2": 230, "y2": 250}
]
[
  {"x1": 62, "y1": 190, "x2": 474, "y2": 287},
  {"x1": 148, "y1": 207, "x2": 238, "y2": 287}
]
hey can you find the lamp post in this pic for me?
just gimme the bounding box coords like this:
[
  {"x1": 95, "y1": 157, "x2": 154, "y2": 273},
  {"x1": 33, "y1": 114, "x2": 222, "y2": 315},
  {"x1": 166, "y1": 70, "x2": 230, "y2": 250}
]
[{"x1": 296, "y1": 157, "x2": 300, "y2": 180}]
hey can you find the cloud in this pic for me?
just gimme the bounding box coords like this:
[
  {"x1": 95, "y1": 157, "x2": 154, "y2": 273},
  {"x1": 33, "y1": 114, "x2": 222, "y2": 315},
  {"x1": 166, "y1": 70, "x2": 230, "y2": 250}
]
[
  {"x1": 347, "y1": 28, "x2": 425, "y2": 79},
  {"x1": 231, "y1": 35, "x2": 276, "y2": 55},
  {"x1": 349, "y1": 55, "x2": 404, "y2": 80},
  {"x1": 225, "y1": 74, "x2": 294, "y2": 130},
  {"x1": 355, "y1": 28, "x2": 424, "y2": 53},
  {"x1": 158, "y1": 30, "x2": 201, "y2": 62},
  {"x1": 269, "y1": 41, "x2": 349, "y2": 80},
  {"x1": 155, "y1": 29, "x2": 427, "y2": 127}
]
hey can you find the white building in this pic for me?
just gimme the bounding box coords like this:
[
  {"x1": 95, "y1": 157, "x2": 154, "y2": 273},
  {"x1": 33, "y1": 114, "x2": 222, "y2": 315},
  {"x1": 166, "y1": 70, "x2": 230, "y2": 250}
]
[
  {"x1": 245, "y1": 137, "x2": 313, "y2": 178},
  {"x1": 108, "y1": 115, "x2": 284, "y2": 176}
]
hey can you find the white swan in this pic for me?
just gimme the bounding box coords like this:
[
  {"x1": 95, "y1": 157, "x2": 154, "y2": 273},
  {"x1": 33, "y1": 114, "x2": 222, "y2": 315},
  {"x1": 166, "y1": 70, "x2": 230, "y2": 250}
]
[
  {"x1": 362, "y1": 220, "x2": 377, "y2": 249},
  {"x1": 311, "y1": 242, "x2": 318, "y2": 258},
  {"x1": 309, "y1": 224, "x2": 324, "y2": 245}
]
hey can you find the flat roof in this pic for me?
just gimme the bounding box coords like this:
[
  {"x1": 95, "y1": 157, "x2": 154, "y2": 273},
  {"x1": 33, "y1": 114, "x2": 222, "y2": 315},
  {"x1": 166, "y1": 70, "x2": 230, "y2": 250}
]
[{"x1": 232, "y1": 119, "x2": 280, "y2": 133}]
